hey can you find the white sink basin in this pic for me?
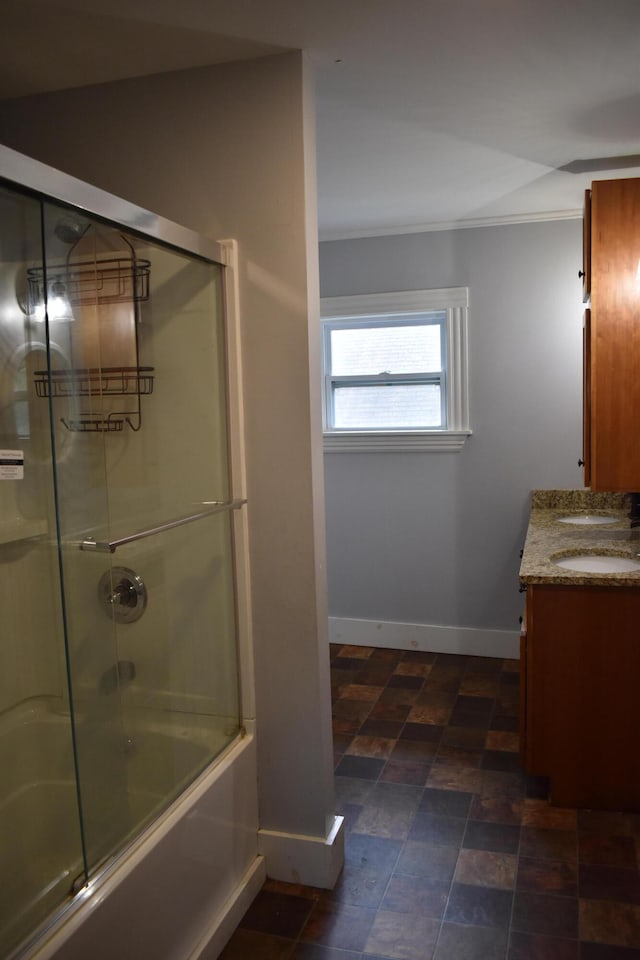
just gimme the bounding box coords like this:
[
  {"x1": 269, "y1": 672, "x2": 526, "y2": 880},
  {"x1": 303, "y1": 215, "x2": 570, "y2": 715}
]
[
  {"x1": 552, "y1": 553, "x2": 640, "y2": 573},
  {"x1": 555, "y1": 514, "x2": 618, "y2": 525}
]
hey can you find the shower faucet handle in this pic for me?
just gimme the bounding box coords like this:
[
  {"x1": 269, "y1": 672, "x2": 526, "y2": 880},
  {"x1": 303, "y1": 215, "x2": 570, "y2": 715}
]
[
  {"x1": 98, "y1": 566, "x2": 147, "y2": 623},
  {"x1": 108, "y1": 581, "x2": 138, "y2": 607}
]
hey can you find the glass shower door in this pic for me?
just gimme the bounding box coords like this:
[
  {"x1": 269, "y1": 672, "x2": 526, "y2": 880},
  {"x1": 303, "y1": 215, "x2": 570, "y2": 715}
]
[
  {"x1": 41, "y1": 202, "x2": 241, "y2": 870},
  {"x1": 100, "y1": 232, "x2": 242, "y2": 837},
  {"x1": 39, "y1": 202, "x2": 132, "y2": 873},
  {"x1": 0, "y1": 186, "x2": 85, "y2": 957},
  {"x1": 0, "y1": 180, "x2": 241, "y2": 958}
]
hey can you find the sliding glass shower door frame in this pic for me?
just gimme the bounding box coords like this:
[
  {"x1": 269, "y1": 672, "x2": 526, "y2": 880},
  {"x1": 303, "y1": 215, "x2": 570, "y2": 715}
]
[{"x1": 0, "y1": 144, "x2": 251, "y2": 960}]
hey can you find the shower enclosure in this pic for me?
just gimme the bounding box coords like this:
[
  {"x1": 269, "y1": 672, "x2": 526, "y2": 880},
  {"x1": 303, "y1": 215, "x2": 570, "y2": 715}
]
[{"x1": 0, "y1": 148, "x2": 256, "y2": 960}]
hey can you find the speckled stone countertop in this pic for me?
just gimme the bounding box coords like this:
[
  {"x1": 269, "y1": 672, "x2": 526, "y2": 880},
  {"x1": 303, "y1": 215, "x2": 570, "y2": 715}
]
[{"x1": 519, "y1": 489, "x2": 640, "y2": 587}]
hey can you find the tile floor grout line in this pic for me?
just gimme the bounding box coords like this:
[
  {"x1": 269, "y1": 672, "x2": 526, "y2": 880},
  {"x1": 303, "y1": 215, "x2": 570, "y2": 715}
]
[
  {"x1": 503, "y1": 792, "x2": 523, "y2": 960},
  {"x1": 430, "y1": 787, "x2": 476, "y2": 960},
  {"x1": 488, "y1": 663, "x2": 517, "y2": 960},
  {"x1": 430, "y1": 658, "x2": 500, "y2": 958},
  {"x1": 367, "y1": 645, "x2": 439, "y2": 959},
  {"x1": 428, "y1": 663, "x2": 467, "y2": 960},
  {"x1": 360, "y1": 646, "x2": 430, "y2": 959}
]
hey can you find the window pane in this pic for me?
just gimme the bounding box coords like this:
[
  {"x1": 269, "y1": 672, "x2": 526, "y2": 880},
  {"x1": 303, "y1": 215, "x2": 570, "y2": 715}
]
[
  {"x1": 333, "y1": 383, "x2": 442, "y2": 429},
  {"x1": 330, "y1": 322, "x2": 442, "y2": 376}
]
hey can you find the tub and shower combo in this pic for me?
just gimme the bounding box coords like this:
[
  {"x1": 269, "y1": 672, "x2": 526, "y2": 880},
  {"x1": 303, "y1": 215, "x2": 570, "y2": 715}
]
[{"x1": 0, "y1": 146, "x2": 262, "y2": 960}]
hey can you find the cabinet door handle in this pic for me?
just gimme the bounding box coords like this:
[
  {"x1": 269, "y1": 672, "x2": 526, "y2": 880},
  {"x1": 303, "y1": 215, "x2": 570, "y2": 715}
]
[
  {"x1": 578, "y1": 270, "x2": 585, "y2": 279},
  {"x1": 578, "y1": 458, "x2": 585, "y2": 467}
]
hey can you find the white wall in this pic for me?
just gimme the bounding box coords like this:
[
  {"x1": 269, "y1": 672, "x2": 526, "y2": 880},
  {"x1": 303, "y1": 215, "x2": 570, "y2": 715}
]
[
  {"x1": 0, "y1": 52, "x2": 340, "y2": 879},
  {"x1": 320, "y1": 220, "x2": 583, "y2": 653}
]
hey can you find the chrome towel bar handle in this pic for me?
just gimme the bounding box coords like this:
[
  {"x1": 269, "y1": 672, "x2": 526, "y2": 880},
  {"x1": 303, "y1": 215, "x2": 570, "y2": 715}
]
[{"x1": 79, "y1": 499, "x2": 247, "y2": 553}]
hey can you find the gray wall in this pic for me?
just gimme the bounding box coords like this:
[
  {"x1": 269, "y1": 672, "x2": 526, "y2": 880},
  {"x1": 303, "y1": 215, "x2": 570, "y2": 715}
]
[{"x1": 320, "y1": 219, "x2": 584, "y2": 634}]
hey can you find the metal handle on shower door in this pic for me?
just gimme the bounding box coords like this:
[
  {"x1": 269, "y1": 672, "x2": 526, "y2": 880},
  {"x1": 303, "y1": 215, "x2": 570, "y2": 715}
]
[{"x1": 79, "y1": 498, "x2": 247, "y2": 553}]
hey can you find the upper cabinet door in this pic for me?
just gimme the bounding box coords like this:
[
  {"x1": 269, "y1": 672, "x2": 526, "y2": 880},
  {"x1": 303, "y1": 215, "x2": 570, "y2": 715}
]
[
  {"x1": 582, "y1": 189, "x2": 591, "y2": 304},
  {"x1": 589, "y1": 177, "x2": 640, "y2": 491}
]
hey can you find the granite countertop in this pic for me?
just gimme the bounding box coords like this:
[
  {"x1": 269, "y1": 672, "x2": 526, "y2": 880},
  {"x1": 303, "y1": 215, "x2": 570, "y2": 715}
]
[{"x1": 519, "y1": 489, "x2": 640, "y2": 587}]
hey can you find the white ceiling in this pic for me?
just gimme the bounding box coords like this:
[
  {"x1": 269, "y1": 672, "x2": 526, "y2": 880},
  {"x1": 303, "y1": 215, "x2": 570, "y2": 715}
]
[{"x1": 2, "y1": 0, "x2": 640, "y2": 239}]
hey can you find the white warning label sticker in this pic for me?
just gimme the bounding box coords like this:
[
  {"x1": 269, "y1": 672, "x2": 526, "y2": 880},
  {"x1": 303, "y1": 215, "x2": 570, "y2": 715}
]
[{"x1": 0, "y1": 450, "x2": 24, "y2": 480}]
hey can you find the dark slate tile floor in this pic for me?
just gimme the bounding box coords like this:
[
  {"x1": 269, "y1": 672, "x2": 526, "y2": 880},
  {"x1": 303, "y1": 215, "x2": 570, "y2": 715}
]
[{"x1": 219, "y1": 645, "x2": 640, "y2": 959}]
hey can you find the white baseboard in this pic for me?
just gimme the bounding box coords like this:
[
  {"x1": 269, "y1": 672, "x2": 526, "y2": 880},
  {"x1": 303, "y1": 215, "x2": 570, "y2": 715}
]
[
  {"x1": 329, "y1": 616, "x2": 519, "y2": 660},
  {"x1": 190, "y1": 856, "x2": 266, "y2": 960},
  {"x1": 258, "y1": 815, "x2": 345, "y2": 889}
]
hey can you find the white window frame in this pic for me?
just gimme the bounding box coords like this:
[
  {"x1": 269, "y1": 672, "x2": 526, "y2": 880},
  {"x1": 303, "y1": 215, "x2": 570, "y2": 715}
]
[
  {"x1": 320, "y1": 287, "x2": 471, "y2": 452},
  {"x1": 323, "y1": 313, "x2": 447, "y2": 432}
]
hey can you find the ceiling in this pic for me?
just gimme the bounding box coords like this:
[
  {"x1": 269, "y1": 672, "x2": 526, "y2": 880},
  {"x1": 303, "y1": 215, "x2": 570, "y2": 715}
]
[{"x1": 2, "y1": 0, "x2": 640, "y2": 239}]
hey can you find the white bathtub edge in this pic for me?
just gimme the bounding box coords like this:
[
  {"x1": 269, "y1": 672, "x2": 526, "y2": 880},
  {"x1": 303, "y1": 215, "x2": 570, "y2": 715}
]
[
  {"x1": 21, "y1": 726, "x2": 259, "y2": 960},
  {"x1": 257, "y1": 814, "x2": 345, "y2": 889},
  {"x1": 188, "y1": 854, "x2": 265, "y2": 960}
]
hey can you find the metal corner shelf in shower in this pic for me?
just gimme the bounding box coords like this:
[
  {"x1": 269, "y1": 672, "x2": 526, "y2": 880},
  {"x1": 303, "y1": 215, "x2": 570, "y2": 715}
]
[
  {"x1": 27, "y1": 256, "x2": 151, "y2": 306},
  {"x1": 33, "y1": 366, "x2": 155, "y2": 399},
  {"x1": 33, "y1": 366, "x2": 155, "y2": 433},
  {"x1": 28, "y1": 236, "x2": 154, "y2": 433},
  {"x1": 57, "y1": 414, "x2": 133, "y2": 433}
]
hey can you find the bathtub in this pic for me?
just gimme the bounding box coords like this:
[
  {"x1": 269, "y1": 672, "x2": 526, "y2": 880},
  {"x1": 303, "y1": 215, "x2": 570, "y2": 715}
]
[{"x1": 6, "y1": 701, "x2": 262, "y2": 960}]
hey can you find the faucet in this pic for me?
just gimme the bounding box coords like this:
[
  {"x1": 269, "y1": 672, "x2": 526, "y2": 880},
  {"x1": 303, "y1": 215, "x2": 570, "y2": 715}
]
[{"x1": 629, "y1": 493, "x2": 640, "y2": 527}]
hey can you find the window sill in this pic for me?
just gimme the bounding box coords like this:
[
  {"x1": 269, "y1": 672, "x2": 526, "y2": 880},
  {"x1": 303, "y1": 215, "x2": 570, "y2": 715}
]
[{"x1": 322, "y1": 430, "x2": 472, "y2": 453}]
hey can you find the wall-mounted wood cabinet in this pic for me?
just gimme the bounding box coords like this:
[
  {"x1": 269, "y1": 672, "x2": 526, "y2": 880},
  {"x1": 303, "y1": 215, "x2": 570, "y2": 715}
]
[
  {"x1": 583, "y1": 178, "x2": 640, "y2": 491},
  {"x1": 582, "y1": 308, "x2": 591, "y2": 488},
  {"x1": 521, "y1": 583, "x2": 640, "y2": 812},
  {"x1": 581, "y1": 188, "x2": 591, "y2": 304}
]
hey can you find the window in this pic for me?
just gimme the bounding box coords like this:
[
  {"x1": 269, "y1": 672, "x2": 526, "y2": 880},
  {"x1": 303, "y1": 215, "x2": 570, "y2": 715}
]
[{"x1": 321, "y1": 287, "x2": 471, "y2": 452}]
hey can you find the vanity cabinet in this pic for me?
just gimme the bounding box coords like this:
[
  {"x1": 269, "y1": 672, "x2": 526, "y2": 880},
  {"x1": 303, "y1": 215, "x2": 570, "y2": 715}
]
[
  {"x1": 521, "y1": 583, "x2": 640, "y2": 811},
  {"x1": 582, "y1": 177, "x2": 640, "y2": 490}
]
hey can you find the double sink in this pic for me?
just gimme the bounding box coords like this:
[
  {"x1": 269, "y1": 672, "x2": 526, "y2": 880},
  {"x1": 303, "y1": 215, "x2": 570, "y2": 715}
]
[
  {"x1": 552, "y1": 513, "x2": 640, "y2": 573},
  {"x1": 519, "y1": 492, "x2": 640, "y2": 585}
]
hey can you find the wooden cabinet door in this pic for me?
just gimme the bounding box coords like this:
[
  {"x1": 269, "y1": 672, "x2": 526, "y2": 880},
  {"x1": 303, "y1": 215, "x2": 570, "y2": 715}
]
[
  {"x1": 582, "y1": 309, "x2": 591, "y2": 487},
  {"x1": 589, "y1": 177, "x2": 640, "y2": 490},
  {"x1": 582, "y1": 189, "x2": 591, "y2": 303},
  {"x1": 526, "y1": 584, "x2": 640, "y2": 811}
]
